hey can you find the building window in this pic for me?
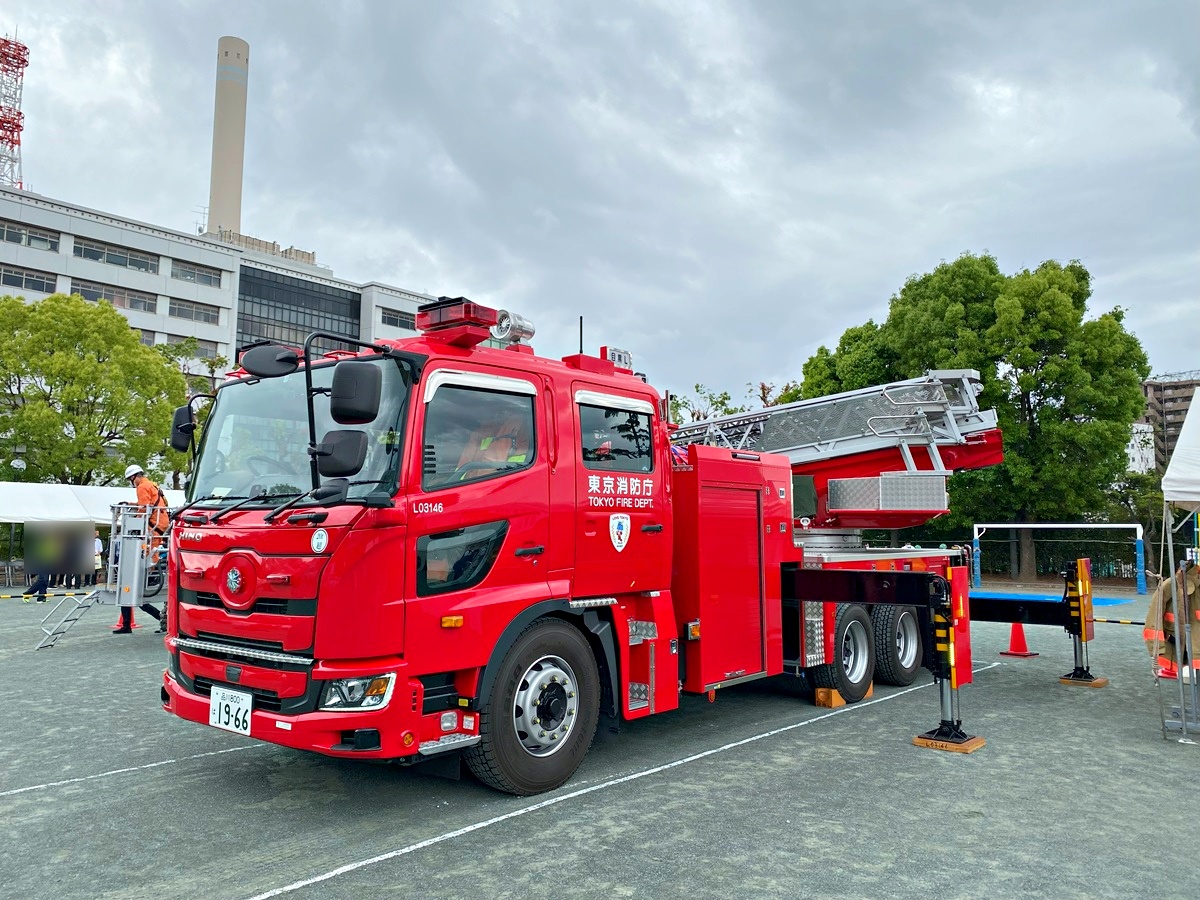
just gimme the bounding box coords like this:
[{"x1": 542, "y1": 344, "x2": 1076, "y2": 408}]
[
  {"x1": 170, "y1": 259, "x2": 223, "y2": 287},
  {"x1": 168, "y1": 297, "x2": 221, "y2": 325},
  {"x1": 166, "y1": 334, "x2": 220, "y2": 359},
  {"x1": 138, "y1": 329, "x2": 156, "y2": 347},
  {"x1": 73, "y1": 237, "x2": 159, "y2": 274},
  {"x1": 71, "y1": 278, "x2": 158, "y2": 313},
  {"x1": 2, "y1": 264, "x2": 57, "y2": 294},
  {"x1": 236, "y1": 265, "x2": 361, "y2": 355},
  {"x1": 381, "y1": 308, "x2": 416, "y2": 330},
  {"x1": 0, "y1": 218, "x2": 60, "y2": 252}
]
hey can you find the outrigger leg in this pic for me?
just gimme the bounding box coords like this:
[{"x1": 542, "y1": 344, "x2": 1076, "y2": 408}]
[{"x1": 913, "y1": 582, "x2": 985, "y2": 753}]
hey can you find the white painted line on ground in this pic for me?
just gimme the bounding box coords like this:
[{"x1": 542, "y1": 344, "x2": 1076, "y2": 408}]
[
  {"x1": 246, "y1": 662, "x2": 1003, "y2": 900},
  {"x1": 0, "y1": 744, "x2": 265, "y2": 797}
]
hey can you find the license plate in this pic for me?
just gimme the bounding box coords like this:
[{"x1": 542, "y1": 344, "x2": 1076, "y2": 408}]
[{"x1": 208, "y1": 685, "x2": 252, "y2": 735}]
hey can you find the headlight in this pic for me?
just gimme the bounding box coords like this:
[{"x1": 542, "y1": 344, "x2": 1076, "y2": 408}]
[{"x1": 320, "y1": 673, "x2": 395, "y2": 711}]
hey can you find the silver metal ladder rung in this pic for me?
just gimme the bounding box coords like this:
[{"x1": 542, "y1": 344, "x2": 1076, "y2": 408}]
[{"x1": 35, "y1": 591, "x2": 101, "y2": 650}]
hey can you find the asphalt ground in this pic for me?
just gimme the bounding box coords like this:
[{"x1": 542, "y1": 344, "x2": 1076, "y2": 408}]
[{"x1": 1, "y1": 587, "x2": 1197, "y2": 900}]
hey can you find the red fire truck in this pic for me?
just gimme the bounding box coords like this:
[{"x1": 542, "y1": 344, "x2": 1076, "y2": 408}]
[{"x1": 161, "y1": 298, "x2": 1001, "y2": 795}]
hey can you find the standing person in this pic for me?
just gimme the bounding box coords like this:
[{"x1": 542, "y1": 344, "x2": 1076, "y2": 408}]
[{"x1": 113, "y1": 464, "x2": 165, "y2": 635}]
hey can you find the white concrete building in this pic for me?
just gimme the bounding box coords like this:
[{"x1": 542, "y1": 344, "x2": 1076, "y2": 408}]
[{"x1": 0, "y1": 186, "x2": 428, "y2": 370}]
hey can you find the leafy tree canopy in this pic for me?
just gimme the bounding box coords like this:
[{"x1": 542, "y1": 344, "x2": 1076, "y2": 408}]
[
  {"x1": 798, "y1": 253, "x2": 1150, "y2": 574},
  {"x1": 0, "y1": 293, "x2": 189, "y2": 484}
]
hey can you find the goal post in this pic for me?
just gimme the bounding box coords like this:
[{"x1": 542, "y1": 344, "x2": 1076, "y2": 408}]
[{"x1": 972, "y1": 522, "x2": 1146, "y2": 594}]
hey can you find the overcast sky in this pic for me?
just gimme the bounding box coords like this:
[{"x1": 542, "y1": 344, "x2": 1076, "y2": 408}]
[{"x1": 6, "y1": 0, "x2": 1198, "y2": 397}]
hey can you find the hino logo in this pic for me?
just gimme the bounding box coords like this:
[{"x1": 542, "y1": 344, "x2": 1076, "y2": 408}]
[{"x1": 180, "y1": 531, "x2": 205, "y2": 542}]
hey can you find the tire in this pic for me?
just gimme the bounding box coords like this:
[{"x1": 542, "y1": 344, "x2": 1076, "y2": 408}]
[
  {"x1": 811, "y1": 604, "x2": 875, "y2": 703},
  {"x1": 872, "y1": 605, "x2": 923, "y2": 686},
  {"x1": 774, "y1": 672, "x2": 815, "y2": 700},
  {"x1": 465, "y1": 618, "x2": 600, "y2": 796},
  {"x1": 144, "y1": 570, "x2": 164, "y2": 598}
]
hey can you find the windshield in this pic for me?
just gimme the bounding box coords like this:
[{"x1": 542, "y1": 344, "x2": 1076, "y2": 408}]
[{"x1": 189, "y1": 356, "x2": 411, "y2": 506}]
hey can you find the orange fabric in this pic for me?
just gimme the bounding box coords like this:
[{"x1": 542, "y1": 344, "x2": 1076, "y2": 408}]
[
  {"x1": 136, "y1": 478, "x2": 170, "y2": 540},
  {"x1": 457, "y1": 417, "x2": 531, "y2": 468}
]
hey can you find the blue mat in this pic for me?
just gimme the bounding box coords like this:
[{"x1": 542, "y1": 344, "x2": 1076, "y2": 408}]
[{"x1": 971, "y1": 590, "x2": 1130, "y2": 607}]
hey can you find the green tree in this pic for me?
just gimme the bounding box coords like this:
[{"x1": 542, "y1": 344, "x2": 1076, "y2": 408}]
[
  {"x1": 0, "y1": 293, "x2": 188, "y2": 484},
  {"x1": 669, "y1": 383, "x2": 749, "y2": 423},
  {"x1": 800, "y1": 254, "x2": 1150, "y2": 579},
  {"x1": 156, "y1": 336, "x2": 228, "y2": 486}
]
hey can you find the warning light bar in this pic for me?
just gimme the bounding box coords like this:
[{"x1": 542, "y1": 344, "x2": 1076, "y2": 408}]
[
  {"x1": 415, "y1": 297, "x2": 501, "y2": 348},
  {"x1": 416, "y1": 297, "x2": 500, "y2": 333}
]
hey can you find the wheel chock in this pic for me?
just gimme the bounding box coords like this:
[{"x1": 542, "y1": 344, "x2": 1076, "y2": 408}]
[
  {"x1": 1059, "y1": 668, "x2": 1108, "y2": 688},
  {"x1": 913, "y1": 721, "x2": 986, "y2": 754},
  {"x1": 815, "y1": 683, "x2": 873, "y2": 708}
]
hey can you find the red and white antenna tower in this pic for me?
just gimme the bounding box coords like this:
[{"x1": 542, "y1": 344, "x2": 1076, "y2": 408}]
[{"x1": 0, "y1": 33, "x2": 30, "y2": 189}]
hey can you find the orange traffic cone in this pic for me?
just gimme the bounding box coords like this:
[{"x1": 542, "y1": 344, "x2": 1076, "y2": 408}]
[
  {"x1": 112, "y1": 612, "x2": 142, "y2": 630},
  {"x1": 1000, "y1": 623, "x2": 1038, "y2": 658}
]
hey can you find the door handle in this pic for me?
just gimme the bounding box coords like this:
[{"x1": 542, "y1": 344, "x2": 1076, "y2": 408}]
[
  {"x1": 641, "y1": 524, "x2": 663, "y2": 533},
  {"x1": 514, "y1": 546, "x2": 545, "y2": 557}
]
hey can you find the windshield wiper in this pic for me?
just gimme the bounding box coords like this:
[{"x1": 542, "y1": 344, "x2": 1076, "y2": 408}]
[
  {"x1": 264, "y1": 480, "x2": 349, "y2": 524},
  {"x1": 170, "y1": 494, "x2": 221, "y2": 524},
  {"x1": 208, "y1": 491, "x2": 272, "y2": 525}
]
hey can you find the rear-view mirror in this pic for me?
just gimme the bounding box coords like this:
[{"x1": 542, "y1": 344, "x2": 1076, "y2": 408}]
[
  {"x1": 169, "y1": 405, "x2": 195, "y2": 453},
  {"x1": 330, "y1": 361, "x2": 382, "y2": 425},
  {"x1": 240, "y1": 344, "x2": 300, "y2": 378},
  {"x1": 315, "y1": 430, "x2": 368, "y2": 478}
]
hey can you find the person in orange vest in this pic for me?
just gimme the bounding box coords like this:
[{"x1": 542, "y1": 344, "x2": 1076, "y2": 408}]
[
  {"x1": 113, "y1": 464, "x2": 166, "y2": 635},
  {"x1": 1144, "y1": 560, "x2": 1199, "y2": 679}
]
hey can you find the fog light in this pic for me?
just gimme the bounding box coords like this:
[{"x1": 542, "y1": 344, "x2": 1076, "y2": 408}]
[
  {"x1": 320, "y1": 673, "x2": 395, "y2": 711},
  {"x1": 439, "y1": 711, "x2": 457, "y2": 732}
]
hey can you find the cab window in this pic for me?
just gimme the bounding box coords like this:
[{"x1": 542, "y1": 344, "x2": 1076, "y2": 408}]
[
  {"x1": 423, "y1": 386, "x2": 536, "y2": 489},
  {"x1": 579, "y1": 403, "x2": 654, "y2": 473}
]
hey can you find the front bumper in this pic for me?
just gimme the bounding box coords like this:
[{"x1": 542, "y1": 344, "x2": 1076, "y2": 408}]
[{"x1": 161, "y1": 662, "x2": 478, "y2": 760}]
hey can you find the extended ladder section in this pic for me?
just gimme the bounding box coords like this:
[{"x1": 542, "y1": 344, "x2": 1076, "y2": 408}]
[{"x1": 670, "y1": 370, "x2": 1003, "y2": 529}]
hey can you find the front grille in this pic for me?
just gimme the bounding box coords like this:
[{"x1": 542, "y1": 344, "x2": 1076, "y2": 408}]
[
  {"x1": 181, "y1": 633, "x2": 310, "y2": 670},
  {"x1": 189, "y1": 591, "x2": 314, "y2": 617},
  {"x1": 195, "y1": 632, "x2": 287, "y2": 653},
  {"x1": 193, "y1": 676, "x2": 283, "y2": 713}
]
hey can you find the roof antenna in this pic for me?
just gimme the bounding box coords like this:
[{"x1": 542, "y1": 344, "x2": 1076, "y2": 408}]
[{"x1": 579, "y1": 316, "x2": 584, "y2": 354}]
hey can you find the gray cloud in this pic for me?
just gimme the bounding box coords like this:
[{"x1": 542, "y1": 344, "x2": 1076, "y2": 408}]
[{"x1": 7, "y1": 0, "x2": 1198, "y2": 396}]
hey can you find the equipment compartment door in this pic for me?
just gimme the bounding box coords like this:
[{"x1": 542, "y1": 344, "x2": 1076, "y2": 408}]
[{"x1": 695, "y1": 484, "x2": 765, "y2": 688}]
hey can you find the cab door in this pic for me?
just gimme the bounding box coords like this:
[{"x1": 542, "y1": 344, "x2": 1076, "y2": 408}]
[
  {"x1": 406, "y1": 367, "x2": 551, "y2": 641},
  {"x1": 571, "y1": 385, "x2": 671, "y2": 598}
]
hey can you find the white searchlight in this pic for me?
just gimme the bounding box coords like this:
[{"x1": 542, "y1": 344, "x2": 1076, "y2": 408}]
[{"x1": 490, "y1": 309, "x2": 536, "y2": 345}]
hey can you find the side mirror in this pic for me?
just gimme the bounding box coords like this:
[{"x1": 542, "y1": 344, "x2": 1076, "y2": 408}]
[
  {"x1": 314, "y1": 430, "x2": 368, "y2": 478},
  {"x1": 169, "y1": 405, "x2": 195, "y2": 453},
  {"x1": 240, "y1": 344, "x2": 300, "y2": 378},
  {"x1": 312, "y1": 478, "x2": 350, "y2": 505},
  {"x1": 330, "y1": 361, "x2": 382, "y2": 424}
]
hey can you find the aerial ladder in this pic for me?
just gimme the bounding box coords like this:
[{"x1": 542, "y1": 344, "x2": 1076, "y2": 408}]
[{"x1": 670, "y1": 369, "x2": 1004, "y2": 534}]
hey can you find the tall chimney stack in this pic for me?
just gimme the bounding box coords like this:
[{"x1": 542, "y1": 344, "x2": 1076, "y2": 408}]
[{"x1": 206, "y1": 36, "x2": 249, "y2": 236}]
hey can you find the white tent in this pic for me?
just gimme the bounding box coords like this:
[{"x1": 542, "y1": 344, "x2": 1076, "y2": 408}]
[
  {"x1": 1163, "y1": 400, "x2": 1200, "y2": 512},
  {"x1": 0, "y1": 483, "x2": 187, "y2": 525},
  {"x1": 1158, "y1": 398, "x2": 1199, "y2": 738}
]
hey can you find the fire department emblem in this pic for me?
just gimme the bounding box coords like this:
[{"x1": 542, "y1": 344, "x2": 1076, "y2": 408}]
[
  {"x1": 609, "y1": 514, "x2": 630, "y2": 553},
  {"x1": 226, "y1": 567, "x2": 243, "y2": 594}
]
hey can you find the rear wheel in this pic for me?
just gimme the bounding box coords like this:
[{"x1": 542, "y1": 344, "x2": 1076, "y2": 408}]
[
  {"x1": 465, "y1": 618, "x2": 600, "y2": 795},
  {"x1": 811, "y1": 604, "x2": 875, "y2": 703},
  {"x1": 872, "y1": 605, "x2": 923, "y2": 686}
]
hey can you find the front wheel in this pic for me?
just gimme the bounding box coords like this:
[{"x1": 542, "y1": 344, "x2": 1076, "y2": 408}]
[
  {"x1": 811, "y1": 604, "x2": 875, "y2": 703},
  {"x1": 465, "y1": 618, "x2": 600, "y2": 795}
]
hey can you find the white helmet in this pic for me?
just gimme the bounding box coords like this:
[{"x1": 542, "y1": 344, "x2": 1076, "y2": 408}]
[{"x1": 124, "y1": 464, "x2": 145, "y2": 480}]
